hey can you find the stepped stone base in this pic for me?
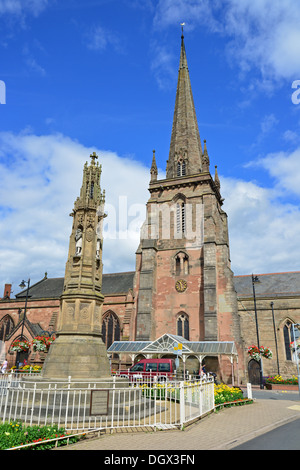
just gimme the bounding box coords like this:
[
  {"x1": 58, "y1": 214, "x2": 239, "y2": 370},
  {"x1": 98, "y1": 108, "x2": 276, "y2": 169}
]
[{"x1": 41, "y1": 333, "x2": 111, "y2": 380}]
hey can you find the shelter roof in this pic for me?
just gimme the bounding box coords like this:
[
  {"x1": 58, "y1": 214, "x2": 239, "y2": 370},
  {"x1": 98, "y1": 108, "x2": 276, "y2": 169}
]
[{"x1": 107, "y1": 333, "x2": 238, "y2": 357}]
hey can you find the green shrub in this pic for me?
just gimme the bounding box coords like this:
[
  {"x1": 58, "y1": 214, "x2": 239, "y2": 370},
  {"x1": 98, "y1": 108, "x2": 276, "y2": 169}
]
[{"x1": 0, "y1": 421, "x2": 81, "y2": 450}]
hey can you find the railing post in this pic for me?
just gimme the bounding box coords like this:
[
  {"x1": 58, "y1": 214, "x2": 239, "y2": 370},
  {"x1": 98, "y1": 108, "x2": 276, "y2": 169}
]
[
  {"x1": 2, "y1": 372, "x2": 12, "y2": 423},
  {"x1": 153, "y1": 382, "x2": 157, "y2": 429},
  {"x1": 179, "y1": 381, "x2": 185, "y2": 430},
  {"x1": 65, "y1": 376, "x2": 71, "y2": 429},
  {"x1": 111, "y1": 375, "x2": 116, "y2": 430},
  {"x1": 30, "y1": 382, "x2": 37, "y2": 427}
]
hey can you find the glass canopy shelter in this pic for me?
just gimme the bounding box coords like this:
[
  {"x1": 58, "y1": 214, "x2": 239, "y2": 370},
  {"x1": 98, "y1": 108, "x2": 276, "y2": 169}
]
[{"x1": 107, "y1": 333, "x2": 239, "y2": 385}]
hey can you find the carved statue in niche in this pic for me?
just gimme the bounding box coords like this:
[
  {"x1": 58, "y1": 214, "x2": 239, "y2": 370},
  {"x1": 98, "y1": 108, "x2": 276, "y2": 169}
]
[
  {"x1": 96, "y1": 238, "x2": 102, "y2": 260},
  {"x1": 75, "y1": 228, "x2": 83, "y2": 255}
]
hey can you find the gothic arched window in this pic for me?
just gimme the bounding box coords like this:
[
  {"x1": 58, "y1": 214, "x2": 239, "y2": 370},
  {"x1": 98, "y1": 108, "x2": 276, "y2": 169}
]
[
  {"x1": 0, "y1": 315, "x2": 14, "y2": 342},
  {"x1": 177, "y1": 313, "x2": 189, "y2": 340},
  {"x1": 283, "y1": 321, "x2": 294, "y2": 360},
  {"x1": 102, "y1": 311, "x2": 121, "y2": 349}
]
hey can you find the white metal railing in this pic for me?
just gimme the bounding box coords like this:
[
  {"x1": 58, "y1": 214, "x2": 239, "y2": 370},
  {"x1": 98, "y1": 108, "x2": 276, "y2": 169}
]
[
  {"x1": 113, "y1": 370, "x2": 217, "y2": 385},
  {"x1": 0, "y1": 375, "x2": 215, "y2": 432}
]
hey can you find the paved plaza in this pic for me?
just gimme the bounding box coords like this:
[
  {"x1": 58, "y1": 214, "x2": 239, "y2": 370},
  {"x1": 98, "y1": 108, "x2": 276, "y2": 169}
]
[{"x1": 58, "y1": 391, "x2": 300, "y2": 451}]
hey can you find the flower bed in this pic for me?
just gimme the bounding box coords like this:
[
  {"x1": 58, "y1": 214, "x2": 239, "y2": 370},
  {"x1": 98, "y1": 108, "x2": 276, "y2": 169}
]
[
  {"x1": 214, "y1": 384, "x2": 251, "y2": 407},
  {"x1": 265, "y1": 375, "x2": 299, "y2": 390},
  {"x1": 137, "y1": 382, "x2": 253, "y2": 408},
  {"x1": 20, "y1": 365, "x2": 42, "y2": 373},
  {"x1": 10, "y1": 365, "x2": 42, "y2": 374},
  {"x1": 0, "y1": 421, "x2": 81, "y2": 450}
]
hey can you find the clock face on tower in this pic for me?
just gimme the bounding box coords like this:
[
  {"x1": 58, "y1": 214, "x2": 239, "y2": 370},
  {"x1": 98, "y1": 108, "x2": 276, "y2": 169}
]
[{"x1": 175, "y1": 279, "x2": 187, "y2": 293}]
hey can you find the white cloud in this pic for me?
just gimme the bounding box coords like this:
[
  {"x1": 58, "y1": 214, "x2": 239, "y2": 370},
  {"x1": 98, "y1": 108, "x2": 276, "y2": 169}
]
[
  {"x1": 256, "y1": 148, "x2": 300, "y2": 198},
  {"x1": 84, "y1": 25, "x2": 124, "y2": 54},
  {"x1": 153, "y1": 0, "x2": 300, "y2": 85},
  {"x1": 0, "y1": 131, "x2": 149, "y2": 293},
  {"x1": 150, "y1": 41, "x2": 177, "y2": 90},
  {"x1": 0, "y1": 0, "x2": 48, "y2": 17},
  {"x1": 221, "y1": 147, "x2": 300, "y2": 275},
  {"x1": 153, "y1": 0, "x2": 221, "y2": 33},
  {"x1": 223, "y1": 0, "x2": 300, "y2": 82}
]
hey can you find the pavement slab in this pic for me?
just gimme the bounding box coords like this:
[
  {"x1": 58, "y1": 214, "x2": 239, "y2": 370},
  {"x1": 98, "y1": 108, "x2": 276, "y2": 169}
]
[{"x1": 57, "y1": 398, "x2": 300, "y2": 451}]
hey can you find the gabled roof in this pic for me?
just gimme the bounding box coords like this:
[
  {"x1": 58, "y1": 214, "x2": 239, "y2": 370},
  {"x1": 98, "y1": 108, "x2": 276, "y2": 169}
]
[
  {"x1": 6, "y1": 318, "x2": 44, "y2": 341},
  {"x1": 15, "y1": 272, "x2": 135, "y2": 299}
]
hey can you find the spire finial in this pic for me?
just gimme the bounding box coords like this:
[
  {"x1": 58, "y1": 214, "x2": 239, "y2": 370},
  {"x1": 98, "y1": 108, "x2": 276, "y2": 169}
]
[
  {"x1": 180, "y1": 22, "x2": 185, "y2": 38},
  {"x1": 90, "y1": 151, "x2": 98, "y2": 165}
]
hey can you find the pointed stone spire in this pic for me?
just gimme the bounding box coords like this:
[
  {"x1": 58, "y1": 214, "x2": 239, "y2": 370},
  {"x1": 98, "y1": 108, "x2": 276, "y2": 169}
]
[
  {"x1": 150, "y1": 149, "x2": 158, "y2": 182},
  {"x1": 202, "y1": 139, "x2": 210, "y2": 172},
  {"x1": 166, "y1": 31, "x2": 203, "y2": 178},
  {"x1": 214, "y1": 165, "x2": 220, "y2": 190}
]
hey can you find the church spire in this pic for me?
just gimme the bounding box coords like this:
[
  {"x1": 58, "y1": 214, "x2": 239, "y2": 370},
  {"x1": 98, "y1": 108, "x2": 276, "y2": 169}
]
[{"x1": 166, "y1": 31, "x2": 203, "y2": 179}]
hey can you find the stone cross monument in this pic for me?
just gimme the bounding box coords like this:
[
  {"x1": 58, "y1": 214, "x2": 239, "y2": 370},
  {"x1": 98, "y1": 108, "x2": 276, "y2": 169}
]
[{"x1": 42, "y1": 153, "x2": 111, "y2": 379}]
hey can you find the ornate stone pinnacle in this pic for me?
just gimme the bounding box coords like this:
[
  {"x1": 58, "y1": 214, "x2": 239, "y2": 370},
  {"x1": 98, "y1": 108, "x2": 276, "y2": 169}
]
[{"x1": 90, "y1": 152, "x2": 98, "y2": 164}]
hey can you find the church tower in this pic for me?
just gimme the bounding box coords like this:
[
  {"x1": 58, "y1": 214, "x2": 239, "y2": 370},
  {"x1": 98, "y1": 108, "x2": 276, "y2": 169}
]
[
  {"x1": 134, "y1": 32, "x2": 243, "y2": 378},
  {"x1": 42, "y1": 152, "x2": 111, "y2": 379}
]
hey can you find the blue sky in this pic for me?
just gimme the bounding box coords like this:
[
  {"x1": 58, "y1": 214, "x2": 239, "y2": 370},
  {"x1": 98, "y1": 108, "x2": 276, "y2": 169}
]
[{"x1": 1, "y1": 0, "x2": 300, "y2": 294}]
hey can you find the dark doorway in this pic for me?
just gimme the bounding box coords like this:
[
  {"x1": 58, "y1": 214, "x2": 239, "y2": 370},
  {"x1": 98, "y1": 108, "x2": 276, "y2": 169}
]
[
  {"x1": 16, "y1": 350, "x2": 29, "y2": 368},
  {"x1": 248, "y1": 359, "x2": 260, "y2": 385}
]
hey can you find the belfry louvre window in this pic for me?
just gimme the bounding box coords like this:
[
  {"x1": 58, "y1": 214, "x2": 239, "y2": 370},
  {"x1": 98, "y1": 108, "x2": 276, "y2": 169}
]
[
  {"x1": 177, "y1": 161, "x2": 186, "y2": 176},
  {"x1": 176, "y1": 201, "x2": 185, "y2": 234}
]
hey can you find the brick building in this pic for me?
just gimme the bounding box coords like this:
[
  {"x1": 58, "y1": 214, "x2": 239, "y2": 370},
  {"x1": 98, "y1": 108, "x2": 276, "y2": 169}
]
[{"x1": 0, "y1": 34, "x2": 299, "y2": 384}]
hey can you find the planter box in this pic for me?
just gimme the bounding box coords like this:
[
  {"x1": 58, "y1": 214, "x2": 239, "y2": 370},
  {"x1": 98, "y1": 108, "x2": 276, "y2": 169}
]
[{"x1": 265, "y1": 383, "x2": 299, "y2": 391}]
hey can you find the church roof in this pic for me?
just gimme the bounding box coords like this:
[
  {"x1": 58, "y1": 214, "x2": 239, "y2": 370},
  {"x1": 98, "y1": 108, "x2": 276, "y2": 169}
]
[
  {"x1": 234, "y1": 271, "x2": 300, "y2": 298},
  {"x1": 15, "y1": 271, "x2": 135, "y2": 299},
  {"x1": 13, "y1": 271, "x2": 300, "y2": 300}
]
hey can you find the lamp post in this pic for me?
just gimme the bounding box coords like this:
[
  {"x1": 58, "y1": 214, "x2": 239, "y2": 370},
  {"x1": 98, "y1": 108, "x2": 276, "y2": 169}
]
[
  {"x1": 270, "y1": 301, "x2": 280, "y2": 375},
  {"x1": 252, "y1": 274, "x2": 264, "y2": 389},
  {"x1": 15, "y1": 278, "x2": 30, "y2": 369},
  {"x1": 291, "y1": 323, "x2": 300, "y2": 399}
]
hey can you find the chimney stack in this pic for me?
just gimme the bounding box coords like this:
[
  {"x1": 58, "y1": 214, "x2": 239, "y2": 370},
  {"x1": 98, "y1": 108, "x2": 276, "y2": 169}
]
[{"x1": 3, "y1": 284, "x2": 11, "y2": 299}]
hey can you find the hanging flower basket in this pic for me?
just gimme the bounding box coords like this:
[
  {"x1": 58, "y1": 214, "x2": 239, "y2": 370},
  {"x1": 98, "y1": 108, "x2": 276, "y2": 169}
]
[
  {"x1": 32, "y1": 335, "x2": 55, "y2": 353},
  {"x1": 11, "y1": 339, "x2": 30, "y2": 353},
  {"x1": 248, "y1": 345, "x2": 272, "y2": 361},
  {"x1": 290, "y1": 340, "x2": 300, "y2": 353},
  {"x1": 261, "y1": 346, "x2": 272, "y2": 359}
]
